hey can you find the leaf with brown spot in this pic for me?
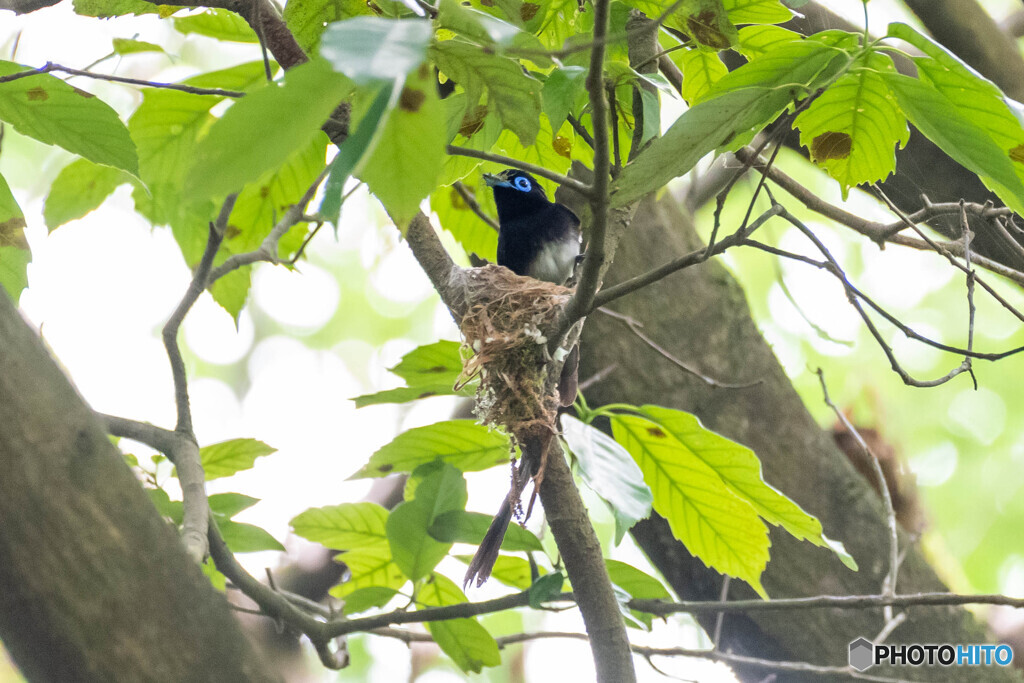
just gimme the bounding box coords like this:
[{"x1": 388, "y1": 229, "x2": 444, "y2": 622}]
[
  {"x1": 687, "y1": 9, "x2": 733, "y2": 49},
  {"x1": 459, "y1": 105, "x2": 488, "y2": 137},
  {"x1": 1010, "y1": 145, "x2": 1024, "y2": 164},
  {"x1": 0, "y1": 219, "x2": 29, "y2": 250},
  {"x1": 72, "y1": 87, "x2": 96, "y2": 99},
  {"x1": 400, "y1": 87, "x2": 426, "y2": 112},
  {"x1": 553, "y1": 134, "x2": 571, "y2": 159},
  {"x1": 810, "y1": 131, "x2": 851, "y2": 162},
  {"x1": 519, "y1": 2, "x2": 539, "y2": 21},
  {"x1": 646, "y1": 426, "x2": 666, "y2": 438},
  {"x1": 26, "y1": 87, "x2": 48, "y2": 101}
]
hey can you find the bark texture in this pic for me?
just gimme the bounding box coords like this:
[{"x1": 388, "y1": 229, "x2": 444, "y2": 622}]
[
  {"x1": 0, "y1": 292, "x2": 277, "y2": 683},
  {"x1": 579, "y1": 195, "x2": 1021, "y2": 682}
]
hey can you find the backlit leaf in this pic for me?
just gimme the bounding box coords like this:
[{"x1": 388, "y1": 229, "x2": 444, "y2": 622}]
[
  {"x1": 200, "y1": 438, "x2": 276, "y2": 480},
  {"x1": 291, "y1": 502, "x2": 389, "y2": 550},
  {"x1": 350, "y1": 420, "x2": 511, "y2": 478}
]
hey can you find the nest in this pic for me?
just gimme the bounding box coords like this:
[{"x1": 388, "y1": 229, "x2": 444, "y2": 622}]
[{"x1": 456, "y1": 265, "x2": 570, "y2": 454}]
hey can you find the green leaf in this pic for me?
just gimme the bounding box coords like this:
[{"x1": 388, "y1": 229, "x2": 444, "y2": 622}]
[
  {"x1": 340, "y1": 586, "x2": 400, "y2": 614},
  {"x1": 722, "y1": 0, "x2": 791, "y2": 24},
  {"x1": 174, "y1": 9, "x2": 259, "y2": 42},
  {"x1": 793, "y1": 50, "x2": 909, "y2": 197},
  {"x1": 200, "y1": 438, "x2": 276, "y2": 480},
  {"x1": 186, "y1": 59, "x2": 348, "y2": 200},
  {"x1": 419, "y1": 573, "x2": 501, "y2": 673},
  {"x1": 677, "y1": 47, "x2": 728, "y2": 104},
  {"x1": 290, "y1": 502, "x2": 389, "y2": 550},
  {"x1": 331, "y1": 544, "x2": 407, "y2": 597},
  {"x1": 112, "y1": 38, "x2": 166, "y2": 55},
  {"x1": 735, "y1": 24, "x2": 801, "y2": 60},
  {"x1": 430, "y1": 180, "x2": 499, "y2": 261},
  {"x1": 882, "y1": 73, "x2": 1024, "y2": 215},
  {"x1": 387, "y1": 463, "x2": 468, "y2": 580},
  {"x1": 640, "y1": 405, "x2": 856, "y2": 570},
  {"x1": 350, "y1": 420, "x2": 511, "y2": 478},
  {"x1": 431, "y1": 40, "x2": 543, "y2": 146},
  {"x1": 542, "y1": 65, "x2": 587, "y2": 135},
  {"x1": 428, "y1": 510, "x2": 544, "y2": 551},
  {"x1": 528, "y1": 571, "x2": 564, "y2": 608},
  {"x1": 284, "y1": 0, "x2": 374, "y2": 53},
  {"x1": 74, "y1": 0, "x2": 178, "y2": 17},
  {"x1": 209, "y1": 267, "x2": 251, "y2": 323},
  {"x1": 561, "y1": 414, "x2": 652, "y2": 544},
  {"x1": 611, "y1": 412, "x2": 770, "y2": 597},
  {"x1": 320, "y1": 17, "x2": 434, "y2": 85},
  {"x1": 455, "y1": 554, "x2": 543, "y2": 589},
  {"x1": 202, "y1": 558, "x2": 227, "y2": 591},
  {"x1": 605, "y1": 558, "x2": 671, "y2": 628},
  {"x1": 320, "y1": 84, "x2": 394, "y2": 223},
  {"x1": 208, "y1": 492, "x2": 260, "y2": 519},
  {"x1": 0, "y1": 61, "x2": 138, "y2": 175},
  {"x1": 0, "y1": 173, "x2": 29, "y2": 303},
  {"x1": 611, "y1": 35, "x2": 853, "y2": 207},
  {"x1": 491, "y1": 114, "x2": 573, "y2": 197},
  {"x1": 438, "y1": 0, "x2": 521, "y2": 45},
  {"x1": 884, "y1": 22, "x2": 1024, "y2": 214},
  {"x1": 44, "y1": 158, "x2": 128, "y2": 231},
  {"x1": 358, "y1": 64, "x2": 447, "y2": 227},
  {"x1": 219, "y1": 519, "x2": 285, "y2": 552},
  {"x1": 390, "y1": 339, "x2": 465, "y2": 384}
]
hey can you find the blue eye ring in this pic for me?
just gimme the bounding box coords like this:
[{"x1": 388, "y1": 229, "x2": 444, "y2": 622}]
[{"x1": 513, "y1": 176, "x2": 532, "y2": 192}]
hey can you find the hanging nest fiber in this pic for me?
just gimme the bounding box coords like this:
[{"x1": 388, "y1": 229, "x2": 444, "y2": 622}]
[{"x1": 456, "y1": 264, "x2": 571, "y2": 467}]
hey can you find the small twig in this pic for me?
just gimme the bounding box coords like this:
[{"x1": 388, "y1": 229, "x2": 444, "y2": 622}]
[
  {"x1": 567, "y1": 113, "x2": 595, "y2": 149},
  {"x1": 577, "y1": 363, "x2": 618, "y2": 392},
  {"x1": 0, "y1": 61, "x2": 245, "y2": 97},
  {"x1": 599, "y1": 307, "x2": 761, "y2": 389},
  {"x1": 817, "y1": 368, "x2": 900, "y2": 622},
  {"x1": 712, "y1": 576, "x2": 729, "y2": 651},
  {"x1": 608, "y1": 82, "x2": 622, "y2": 175},
  {"x1": 453, "y1": 181, "x2": 499, "y2": 232}
]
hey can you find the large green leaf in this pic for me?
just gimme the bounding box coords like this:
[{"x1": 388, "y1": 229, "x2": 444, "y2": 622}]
[
  {"x1": 490, "y1": 114, "x2": 573, "y2": 197},
  {"x1": 387, "y1": 463, "x2": 467, "y2": 580},
  {"x1": 884, "y1": 22, "x2": 1024, "y2": 214},
  {"x1": 677, "y1": 47, "x2": 728, "y2": 105},
  {"x1": 419, "y1": 573, "x2": 501, "y2": 672},
  {"x1": 561, "y1": 414, "x2": 652, "y2": 543},
  {"x1": 174, "y1": 9, "x2": 259, "y2": 42},
  {"x1": 431, "y1": 40, "x2": 543, "y2": 146},
  {"x1": 638, "y1": 405, "x2": 855, "y2": 569},
  {"x1": 428, "y1": 510, "x2": 544, "y2": 551},
  {"x1": 186, "y1": 59, "x2": 348, "y2": 200},
  {"x1": 44, "y1": 158, "x2": 129, "y2": 231},
  {"x1": 882, "y1": 73, "x2": 1024, "y2": 215},
  {"x1": 605, "y1": 558, "x2": 671, "y2": 628},
  {"x1": 611, "y1": 35, "x2": 854, "y2": 207},
  {"x1": 350, "y1": 420, "x2": 511, "y2": 478},
  {"x1": 0, "y1": 61, "x2": 138, "y2": 175},
  {"x1": 290, "y1": 502, "x2": 389, "y2": 550},
  {"x1": 611, "y1": 412, "x2": 770, "y2": 597},
  {"x1": 219, "y1": 519, "x2": 285, "y2": 552},
  {"x1": 284, "y1": 0, "x2": 375, "y2": 53},
  {"x1": 541, "y1": 65, "x2": 587, "y2": 135},
  {"x1": 734, "y1": 24, "x2": 801, "y2": 60},
  {"x1": 208, "y1": 492, "x2": 260, "y2": 519},
  {"x1": 320, "y1": 17, "x2": 434, "y2": 85},
  {"x1": 73, "y1": 0, "x2": 178, "y2": 18},
  {"x1": 353, "y1": 339, "x2": 470, "y2": 407},
  {"x1": 722, "y1": 0, "x2": 791, "y2": 24},
  {"x1": 329, "y1": 544, "x2": 407, "y2": 598},
  {"x1": 793, "y1": 50, "x2": 909, "y2": 197},
  {"x1": 358, "y1": 63, "x2": 447, "y2": 227},
  {"x1": 0, "y1": 173, "x2": 29, "y2": 303},
  {"x1": 199, "y1": 438, "x2": 277, "y2": 480}
]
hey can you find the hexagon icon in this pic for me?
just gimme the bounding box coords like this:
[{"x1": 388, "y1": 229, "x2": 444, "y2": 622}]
[{"x1": 849, "y1": 637, "x2": 874, "y2": 671}]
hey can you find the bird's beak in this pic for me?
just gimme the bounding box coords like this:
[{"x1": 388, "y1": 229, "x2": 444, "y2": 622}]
[{"x1": 483, "y1": 173, "x2": 513, "y2": 188}]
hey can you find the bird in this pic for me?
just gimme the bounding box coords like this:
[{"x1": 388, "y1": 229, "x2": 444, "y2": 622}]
[
  {"x1": 463, "y1": 169, "x2": 582, "y2": 589},
  {"x1": 485, "y1": 168, "x2": 582, "y2": 407}
]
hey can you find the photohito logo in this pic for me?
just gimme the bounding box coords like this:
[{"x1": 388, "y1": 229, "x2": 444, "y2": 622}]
[{"x1": 848, "y1": 637, "x2": 1014, "y2": 672}]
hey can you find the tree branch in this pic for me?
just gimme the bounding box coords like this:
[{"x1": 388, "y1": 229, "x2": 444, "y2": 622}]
[
  {"x1": 445, "y1": 145, "x2": 591, "y2": 196},
  {"x1": 0, "y1": 62, "x2": 246, "y2": 96}
]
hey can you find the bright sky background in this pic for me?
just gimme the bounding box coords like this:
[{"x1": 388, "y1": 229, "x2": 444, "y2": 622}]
[{"x1": 3, "y1": 1, "x2": 1024, "y2": 681}]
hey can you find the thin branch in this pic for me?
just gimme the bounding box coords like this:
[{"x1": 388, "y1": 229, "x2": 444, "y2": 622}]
[
  {"x1": 207, "y1": 168, "x2": 329, "y2": 283},
  {"x1": 453, "y1": 181, "x2": 499, "y2": 232},
  {"x1": 591, "y1": 204, "x2": 783, "y2": 311},
  {"x1": 816, "y1": 368, "x2": 900, "y2": 622},
  {"x1": 0, "y1": 62, "x2": 245, "y2": 97},
  {"x1": 445, "y1": 145, "x2": 591, "y2": 197},
  {"x1": 599, "y1": 307, "x2": 761, "y2": 389}
]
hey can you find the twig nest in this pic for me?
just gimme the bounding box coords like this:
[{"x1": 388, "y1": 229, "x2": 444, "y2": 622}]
[{"x1": 456, "y1": 264, "x2": 570, "y2": 439}]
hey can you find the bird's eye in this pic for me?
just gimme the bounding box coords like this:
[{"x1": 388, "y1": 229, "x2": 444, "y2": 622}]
[{"x1": 513, "y1": 176, "x2": 531, "y2": 192}]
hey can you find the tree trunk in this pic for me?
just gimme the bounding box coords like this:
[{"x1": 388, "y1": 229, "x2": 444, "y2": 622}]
[
  {"x1": 0, "y1": 291, "x2": 277, "y2": 683},
  {"x1": 580, "y1": 195, "x2": 1021, "y2": 682}
]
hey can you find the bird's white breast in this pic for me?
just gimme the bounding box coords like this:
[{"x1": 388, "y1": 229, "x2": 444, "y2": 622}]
[{"x1": 531, "y1": 236, "x2": 580, "y2": 284}]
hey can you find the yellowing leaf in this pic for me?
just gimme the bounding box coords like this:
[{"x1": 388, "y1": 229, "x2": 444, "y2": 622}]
[{"x1": 290, "y1": 502, "x2": 389, "y2": 550}]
